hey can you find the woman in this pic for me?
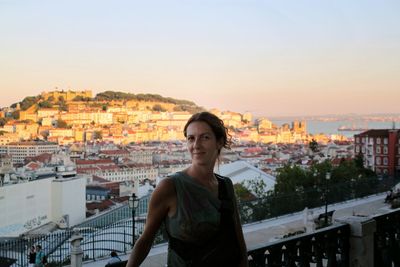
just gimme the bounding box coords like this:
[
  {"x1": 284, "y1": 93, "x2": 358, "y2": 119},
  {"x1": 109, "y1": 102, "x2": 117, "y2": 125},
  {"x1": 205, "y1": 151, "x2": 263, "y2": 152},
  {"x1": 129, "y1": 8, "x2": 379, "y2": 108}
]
[
  {"x1": 127, "y1": 112, "x2": 248, "y2": 267},
  {"x1": 28, "y1": 246, "x2": 36, "y2": 267},
  {"x1": 34, "y1": 245, "x2": 45, "y2": 267}
]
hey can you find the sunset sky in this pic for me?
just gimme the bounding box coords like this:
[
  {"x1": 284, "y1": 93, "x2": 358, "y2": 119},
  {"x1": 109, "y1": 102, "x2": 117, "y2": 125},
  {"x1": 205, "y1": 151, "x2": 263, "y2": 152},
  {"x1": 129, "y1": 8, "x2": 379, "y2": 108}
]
[{"x1": 1, "y1": 0, "x2": 399, "y2": 117}]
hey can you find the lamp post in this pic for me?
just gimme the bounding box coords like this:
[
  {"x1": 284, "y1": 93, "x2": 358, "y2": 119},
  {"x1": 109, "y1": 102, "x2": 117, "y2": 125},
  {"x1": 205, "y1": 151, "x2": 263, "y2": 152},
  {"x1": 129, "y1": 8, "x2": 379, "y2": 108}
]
[
  {"x1": 128, "y1": 193, "x2": 139, "y2": 247},
  {"x1": 324, "y1": 172, "x2": 331, "y2": 226},
  {"x1": 351, "y1": 178, "x2": 356, "y2": 199}
]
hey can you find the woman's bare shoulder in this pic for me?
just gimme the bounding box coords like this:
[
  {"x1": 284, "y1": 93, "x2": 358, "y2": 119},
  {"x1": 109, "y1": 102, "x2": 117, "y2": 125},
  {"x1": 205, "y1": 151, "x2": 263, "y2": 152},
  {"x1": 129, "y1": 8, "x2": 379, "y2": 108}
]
[{"x1": 152, "y1": 177, "x2": 176, "y2": 198}]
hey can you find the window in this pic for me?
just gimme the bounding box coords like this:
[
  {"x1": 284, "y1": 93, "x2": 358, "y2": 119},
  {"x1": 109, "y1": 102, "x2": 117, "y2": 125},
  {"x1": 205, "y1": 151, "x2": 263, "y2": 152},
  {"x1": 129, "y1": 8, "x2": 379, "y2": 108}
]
[
  {"x1": 362, "y1": 137, "x2": 366, "y2": 144},
  {"x1": 355, "y1": 146, "x2": 360, "y2": 153},
  {"x1": 383, "y1": 146, "x2": 388, "y2": 154},
  {"x1": 376, "y1": 138, "x2": 381, "y2": 144},
  {"x1": 362, "y1": 147, "x2": 366, "y2": 153},
  {"x1": 376, "y1": 157, "x2": 381, "y2": 165},
  {"x1": 356, "y1": 137, "x2": 360, "y2": 143},
  {"x1": 384, "y1": 138, "x2": 388, "y2": 144},
  {"x1": 376, "y1": 146, "x2": 381, "y2": 154},
  {"x1": 383, "y1": 157, "x2": 388, "y2": 165}
]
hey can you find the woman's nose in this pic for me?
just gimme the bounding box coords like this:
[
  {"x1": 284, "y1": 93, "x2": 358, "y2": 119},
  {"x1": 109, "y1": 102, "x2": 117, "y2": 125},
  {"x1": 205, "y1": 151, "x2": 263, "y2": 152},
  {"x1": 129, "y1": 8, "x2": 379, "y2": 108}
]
[{"x1": 193, "y1": 138, "x2": 201, "y2": 147}]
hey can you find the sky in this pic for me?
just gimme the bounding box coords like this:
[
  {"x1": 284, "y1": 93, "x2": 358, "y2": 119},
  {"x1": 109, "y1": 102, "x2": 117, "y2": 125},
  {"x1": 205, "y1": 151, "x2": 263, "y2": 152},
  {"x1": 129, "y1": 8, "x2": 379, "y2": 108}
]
[{"x1": 1, "y1": 0, "x2": 399, "y2": 117}]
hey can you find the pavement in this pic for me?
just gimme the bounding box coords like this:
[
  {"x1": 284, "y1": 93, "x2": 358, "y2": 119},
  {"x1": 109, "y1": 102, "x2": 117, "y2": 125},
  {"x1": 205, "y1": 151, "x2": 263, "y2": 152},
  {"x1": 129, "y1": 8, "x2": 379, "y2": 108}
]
[{"x1": 84, "y1": 192, "x2": 389, "y2": 267}]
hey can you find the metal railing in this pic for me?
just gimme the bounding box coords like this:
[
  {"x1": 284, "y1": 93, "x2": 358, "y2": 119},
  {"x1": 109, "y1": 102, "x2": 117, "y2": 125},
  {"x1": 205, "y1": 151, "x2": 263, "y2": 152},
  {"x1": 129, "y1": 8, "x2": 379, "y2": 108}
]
[
  {"x1": 0, "y1": 198, "x2": 162, "y2": 267},
  {"x1": 0, "y1": 177, "x2": 396, "y2": 267},
  {"x1": 238, "y1": 176, "x2": 396, "y2": 225},
  {"x1": 247, "y1": 223, "x2": 350, "y2": 267},
  {"x1": 374, "y1": 208, "x2": 400, "y2": 267}
]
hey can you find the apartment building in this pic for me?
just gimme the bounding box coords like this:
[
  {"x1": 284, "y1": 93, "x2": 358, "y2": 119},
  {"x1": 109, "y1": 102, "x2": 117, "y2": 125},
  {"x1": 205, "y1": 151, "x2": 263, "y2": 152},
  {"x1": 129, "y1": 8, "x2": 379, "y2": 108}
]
[
  {"x1": 0, "y1": 174, "x2": 86, "y2": 237},
  {"x1": 354, "y1": 129, "x2": 400, "y2": 177},
  {"x1": 0, "y1": 141, "x2": 60, "y2": 164}
]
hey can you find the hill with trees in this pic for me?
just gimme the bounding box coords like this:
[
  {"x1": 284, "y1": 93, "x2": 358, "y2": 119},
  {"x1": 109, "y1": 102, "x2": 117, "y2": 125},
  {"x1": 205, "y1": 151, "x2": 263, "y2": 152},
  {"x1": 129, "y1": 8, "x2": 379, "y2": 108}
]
[{"x1": 9, "y1": 90, "x2": 205, "y2": 114}]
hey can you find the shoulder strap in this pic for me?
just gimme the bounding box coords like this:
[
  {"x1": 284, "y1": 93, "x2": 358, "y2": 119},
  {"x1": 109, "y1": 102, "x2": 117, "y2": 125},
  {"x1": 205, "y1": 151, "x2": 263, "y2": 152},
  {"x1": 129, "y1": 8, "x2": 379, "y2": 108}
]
[{"x1": 216, "y1": 175, "x2": 234, "y2": 215}]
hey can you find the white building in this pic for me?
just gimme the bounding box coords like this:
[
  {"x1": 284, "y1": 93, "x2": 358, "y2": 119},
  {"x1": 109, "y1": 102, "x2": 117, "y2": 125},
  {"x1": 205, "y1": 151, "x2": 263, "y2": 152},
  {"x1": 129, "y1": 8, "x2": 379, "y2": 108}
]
[
  {"x1": 0, "y1": 175, "x2": 86, "y2": 237},
  {"x1": 0, "y1": 141, "x2": 59, "y2": 164},
  {"x1": 216, "y1": 160, "x2": 276, "y2": 193}
]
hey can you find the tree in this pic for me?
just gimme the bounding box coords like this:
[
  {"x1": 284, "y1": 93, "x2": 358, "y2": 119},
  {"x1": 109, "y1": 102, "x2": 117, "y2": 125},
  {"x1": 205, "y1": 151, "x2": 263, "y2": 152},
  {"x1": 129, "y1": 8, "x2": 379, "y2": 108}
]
[
  {"x1": 93, "y1": 131, "x2": 102, "y2": 140},
  {"x1": 236, "y1": 176, "x2": 271, "y2": 222},
  {"x1": 309, "y1": 138, "x2": 319, "y2": 153},
  {"x1": 38, "y1": 101, "x2": 53, "y2": 108},
  {"x1": 11, "y1": 110, "x2": 20, "y2": 120},
  {"x1": 56, "y1": 119, "x2": 68, "y2": 128},
  {"x1": 0, "y1": 117, "x2": 9, "y2": 127},
  {"x1": 19, "y1": 96, "x2": 41, "y2": 110},
  {"x1": 152, "y1": 104, "x2": 166, "y2": 112}
]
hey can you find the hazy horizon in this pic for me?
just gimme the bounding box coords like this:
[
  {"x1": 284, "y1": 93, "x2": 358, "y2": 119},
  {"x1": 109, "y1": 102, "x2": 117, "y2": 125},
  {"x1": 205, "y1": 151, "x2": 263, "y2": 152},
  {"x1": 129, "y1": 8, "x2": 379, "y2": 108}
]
[{"x1": 1, "y1": 0, "x2": 399, "y2": 117}]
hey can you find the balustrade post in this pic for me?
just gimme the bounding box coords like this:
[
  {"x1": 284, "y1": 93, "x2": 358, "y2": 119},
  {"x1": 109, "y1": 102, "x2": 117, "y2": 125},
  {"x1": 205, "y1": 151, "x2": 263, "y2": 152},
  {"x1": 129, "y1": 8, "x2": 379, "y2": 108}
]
[
  {"x1": 336, "y1": 216, "x2": 376, "y2": 267},
  {"x1": 70, "y1": 229, "x2": 84, "y2": 267}
]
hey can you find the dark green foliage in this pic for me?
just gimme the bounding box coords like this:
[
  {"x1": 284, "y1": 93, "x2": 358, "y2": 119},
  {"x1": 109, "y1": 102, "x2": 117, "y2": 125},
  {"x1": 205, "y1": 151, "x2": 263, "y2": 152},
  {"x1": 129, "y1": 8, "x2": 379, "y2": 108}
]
[
  {"x1": 56, "y1": 119, "x2": 68, "y2": 128},
  {"x1": 38, "y1": 100, "x2": 53, "y2": 108},
  {"x1": 235, "y1": 177, "x2": 271, "y2": 222},
  {"x1": 309, "y1": 138, "x2": 319, "y2": 152},
  {"x1": 19, "y1": 96, "x2": 41, "y2": 110},
  {"x1": 237, "y1": 158, "x2": 384, "y2": 224},
  {"x1": 173, "y1": 104, "x2": 205, "y2": 113},
  {"x1": 94, "y1": 91, "x2": 201, "y2": 110},
  {"x1": 11, "y1": 110, "x2": 19, "y2": 120},
  {"x1": 93, "y1": 130, "x2": 102, "y2": 140},
  {"x1": 0, "y1": 117, "x2": 9, "y2": 126},
  {"x1": 72, "y1": 95, "x2": 92, "y2": 101},
  {"x1": 152, "y1": 104, "x2": 166, "y2": 112}
]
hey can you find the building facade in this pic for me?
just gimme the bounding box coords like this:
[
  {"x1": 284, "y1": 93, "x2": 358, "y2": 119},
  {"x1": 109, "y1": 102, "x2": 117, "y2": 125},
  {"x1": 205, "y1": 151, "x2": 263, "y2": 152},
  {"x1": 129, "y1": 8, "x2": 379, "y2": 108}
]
[
  {"x1": 0, "y1": 141, "x2": 60, "y2": 164},
  {"x1": 0, "y1": 175, "x2": 86, "y2": 237},
  {"x1": 354, "y1": 129, "x2": 400, "y2": 177}
]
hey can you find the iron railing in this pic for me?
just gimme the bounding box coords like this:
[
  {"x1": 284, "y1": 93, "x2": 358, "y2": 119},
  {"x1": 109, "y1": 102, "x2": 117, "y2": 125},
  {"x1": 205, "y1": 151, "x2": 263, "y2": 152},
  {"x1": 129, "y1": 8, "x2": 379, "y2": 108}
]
[
  {"x1": 374, "y1": 208, "x2": 400, "y2": 267},
  {"x1": 247, "y1": 223, "x2": 350, "y2": 267},
  {"x1": 0, "y1": 198, "x2": 159, "y2": 267},
  {"x1": 238, "y1": 176, "x2": 395, "y2": 225}
]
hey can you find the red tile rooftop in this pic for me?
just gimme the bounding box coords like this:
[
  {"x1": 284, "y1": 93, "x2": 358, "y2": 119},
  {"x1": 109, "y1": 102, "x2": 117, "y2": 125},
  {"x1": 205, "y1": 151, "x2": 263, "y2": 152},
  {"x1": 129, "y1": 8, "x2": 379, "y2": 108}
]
[
  {"x1": 99, "y1": 149, "x2": 129, "y2": 155},
  {"x1": 76, "y1": 159, "x2": 115, "y2": 165},
  {"x1": 98, "y1": 166, "x2": 120, "y2": 171},
  {"x1": 92, "y1": 175, "x2": 109, "y2": 183},
  {"x1": 77, "y1": 167, "x2": 99, "y2": 173}
]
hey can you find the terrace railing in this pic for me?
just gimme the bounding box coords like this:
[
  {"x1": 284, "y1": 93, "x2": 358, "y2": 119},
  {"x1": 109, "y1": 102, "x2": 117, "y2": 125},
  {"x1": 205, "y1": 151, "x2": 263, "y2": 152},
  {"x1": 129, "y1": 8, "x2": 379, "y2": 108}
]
[
  {"x1": 374, "y1": 208, "x2": 400, "y2": 267},
  {"x1": 247, "y1": 223, "x2": 350, "y2": 267}
]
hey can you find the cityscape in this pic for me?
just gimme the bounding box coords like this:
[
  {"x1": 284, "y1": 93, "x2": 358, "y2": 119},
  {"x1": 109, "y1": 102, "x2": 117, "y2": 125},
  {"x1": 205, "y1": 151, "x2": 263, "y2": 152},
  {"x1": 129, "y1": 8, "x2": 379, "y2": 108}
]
[
  {"x1": 0, "y1": 89, "x2": 399, "y2": 266},
  {"x1": 1, "y1": 0, "x2": 400, "y2": 266}
]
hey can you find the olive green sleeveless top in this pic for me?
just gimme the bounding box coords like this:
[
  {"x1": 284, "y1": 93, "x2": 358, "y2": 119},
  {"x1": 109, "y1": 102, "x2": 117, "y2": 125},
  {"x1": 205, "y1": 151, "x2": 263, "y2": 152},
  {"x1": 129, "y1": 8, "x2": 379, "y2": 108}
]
[{"x1": 165, "y1": 171, "x2": 221, "y2": 266}]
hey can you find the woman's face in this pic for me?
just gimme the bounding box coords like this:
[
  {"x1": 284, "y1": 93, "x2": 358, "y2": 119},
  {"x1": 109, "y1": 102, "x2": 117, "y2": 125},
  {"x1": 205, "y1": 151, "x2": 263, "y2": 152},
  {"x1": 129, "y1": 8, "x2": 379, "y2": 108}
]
[{"x1": 186, "y1": 121, "x2": 222, "y2": 167}]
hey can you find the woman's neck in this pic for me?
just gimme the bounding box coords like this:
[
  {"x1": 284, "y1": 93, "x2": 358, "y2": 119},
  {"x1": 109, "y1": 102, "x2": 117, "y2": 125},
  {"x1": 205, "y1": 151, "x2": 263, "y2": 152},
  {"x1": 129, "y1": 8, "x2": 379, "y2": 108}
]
[{"x1": 186, "y1": 165, "x2": 215, "y2": 182}]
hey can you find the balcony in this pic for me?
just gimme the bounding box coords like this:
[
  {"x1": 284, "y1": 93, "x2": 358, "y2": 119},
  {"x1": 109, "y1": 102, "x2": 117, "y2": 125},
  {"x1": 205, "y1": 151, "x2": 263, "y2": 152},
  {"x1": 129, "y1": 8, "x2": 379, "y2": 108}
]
[{"x1": 1, "y1": 193, "x2": 399, "y2": 267}]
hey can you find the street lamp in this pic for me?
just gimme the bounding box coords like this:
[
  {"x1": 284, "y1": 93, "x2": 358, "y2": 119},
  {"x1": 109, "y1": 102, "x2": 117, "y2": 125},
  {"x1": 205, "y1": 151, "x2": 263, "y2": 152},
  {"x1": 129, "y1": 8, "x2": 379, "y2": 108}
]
[
  {"x1": 351, "y1": 178, "x2": 356, "y2": 199},
  {"x1": 324, "y1": 172, "x2": 331, "y2": 226},
  {"x1": 128, "y1": 193, "x2": 139, "y2": 247}
]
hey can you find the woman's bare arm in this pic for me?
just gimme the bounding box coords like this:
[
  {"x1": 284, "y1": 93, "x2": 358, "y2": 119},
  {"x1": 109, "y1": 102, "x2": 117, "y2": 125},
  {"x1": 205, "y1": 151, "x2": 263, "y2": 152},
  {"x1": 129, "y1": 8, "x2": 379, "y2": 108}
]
[{"x1": 126, "y1": 178, "x2": 175, "y2": 267}]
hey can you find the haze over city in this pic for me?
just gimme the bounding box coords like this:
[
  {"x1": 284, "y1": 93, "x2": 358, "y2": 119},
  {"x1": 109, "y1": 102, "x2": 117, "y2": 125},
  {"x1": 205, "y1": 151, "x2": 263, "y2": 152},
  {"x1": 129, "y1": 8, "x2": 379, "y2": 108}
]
[{"x1": 1, "y1": 0, "x2": 399, "y2": 117}]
